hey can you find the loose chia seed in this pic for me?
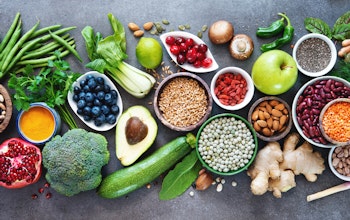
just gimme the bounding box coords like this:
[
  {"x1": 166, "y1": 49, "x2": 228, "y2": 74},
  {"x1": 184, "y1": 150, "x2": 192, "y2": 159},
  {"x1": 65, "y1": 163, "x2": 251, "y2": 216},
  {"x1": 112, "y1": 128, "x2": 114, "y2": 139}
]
[{"x1": 296, "y1": 37, "x2": 331, "y2": 73}]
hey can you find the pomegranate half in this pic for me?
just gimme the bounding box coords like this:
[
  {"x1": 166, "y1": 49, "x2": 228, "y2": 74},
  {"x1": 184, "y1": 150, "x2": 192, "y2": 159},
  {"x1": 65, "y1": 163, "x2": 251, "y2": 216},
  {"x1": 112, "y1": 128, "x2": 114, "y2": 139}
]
[{"x1": 0, "y1": 138, "x2": 42, "y2": 189}]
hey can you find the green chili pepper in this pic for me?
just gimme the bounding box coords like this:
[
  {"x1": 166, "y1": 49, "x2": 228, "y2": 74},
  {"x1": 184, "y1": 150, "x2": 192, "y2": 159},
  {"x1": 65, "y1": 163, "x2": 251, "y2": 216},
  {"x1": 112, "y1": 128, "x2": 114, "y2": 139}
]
[
  {"x1": 256, "y1": 16, "x2": 285, "y2": 38},
  {"x1": 260, "y1": 13, "x2": 294, "y2": 52}
]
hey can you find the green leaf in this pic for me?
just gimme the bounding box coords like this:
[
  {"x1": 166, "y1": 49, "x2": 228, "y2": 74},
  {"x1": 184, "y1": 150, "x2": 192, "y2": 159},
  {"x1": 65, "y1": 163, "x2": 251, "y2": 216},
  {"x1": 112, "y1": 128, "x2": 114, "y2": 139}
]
[
  {"x1": 334, "y1": 10, "x2": 350, "y2": 27},
  {"x1": 159, "y1": 150, "x2": 202, "y2": 200},
  {"x1": 97, "y1": 35, "x2": 128, "y2": 65},
  {"x1": 304, "y1": 17, "x2": 332, "y2": 38},
  {"x1": 333, "y1": 23, "x2": 350, "y2": 40},
  {"x1": 82, "y1": 26, "x2": 98, "y2": 61},
  {"x1": 108, "y1": 13, "x2": 126, "y2": 53}
]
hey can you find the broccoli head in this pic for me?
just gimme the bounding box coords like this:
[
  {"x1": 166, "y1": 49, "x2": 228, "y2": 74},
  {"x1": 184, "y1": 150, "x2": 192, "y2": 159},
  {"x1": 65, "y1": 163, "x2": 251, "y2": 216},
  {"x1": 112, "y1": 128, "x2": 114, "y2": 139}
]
[{"x1": 42, "y1": 128, "x2": 110, "y2": 196}]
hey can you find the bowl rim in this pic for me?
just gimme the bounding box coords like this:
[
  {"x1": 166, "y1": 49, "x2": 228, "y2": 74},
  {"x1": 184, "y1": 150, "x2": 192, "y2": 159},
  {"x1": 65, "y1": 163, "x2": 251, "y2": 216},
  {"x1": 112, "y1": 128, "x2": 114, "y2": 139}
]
[
  {"x1": 292, "y1": 33, "x2": 337, "y2": 77},
  {"x1": 248, "y1": 96, "x2": 292, "y2": 142},
  {"x1": 195, "y1": 113, "x2": 258, "y2": 176},
  {"x1": 328, "y1": 145, "x2": 350, "y2": 181},
  {"x1": 17, "y1": 102, "x2": 61, "y2": 145},
  {"x1": 0, "y1": 84, "x2": 12, "y2": 133},
  {"x1": 210, "y1": 66, "x2": 255, "y2": 111},
  {"x1": 319, "y1": 98, "x2": 350, "y2": 145},
  {"x1": 67, "y1": 71, "x2": 123, "y2": 132},
  {"x1": 153, "y1": 72, "x2": 213, "y2": 131},
  {"x1": 159, "y1": 31, "x2": 219, "y2": 73},
  {"x1": 292, "y1": 75, "x2": 350, "y2": 148}
]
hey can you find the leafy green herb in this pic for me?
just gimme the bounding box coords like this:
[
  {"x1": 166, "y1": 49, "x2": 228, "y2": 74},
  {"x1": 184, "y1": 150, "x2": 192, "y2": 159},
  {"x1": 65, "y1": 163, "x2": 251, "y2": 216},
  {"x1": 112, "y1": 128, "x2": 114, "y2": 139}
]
[
  {"x1": 8, "y1": 51, "x2": 81, "y2": 129},
  {"x1": 159, "y1": 150, "x2": 202, "y2": 200},
  {"x1": 304, "y1": 17, "x2": 332, "y2": 38},
  {"x1": 304, "y1": 10, "x2": 350, "y2": 40},
  {"x1": 330, "y1": 60, "x2": 350, "y2": 82}
]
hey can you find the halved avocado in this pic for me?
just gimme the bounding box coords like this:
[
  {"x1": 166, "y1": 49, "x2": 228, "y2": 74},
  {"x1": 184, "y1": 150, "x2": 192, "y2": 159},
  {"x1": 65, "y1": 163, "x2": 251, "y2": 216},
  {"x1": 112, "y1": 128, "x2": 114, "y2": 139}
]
[{"x1": 116, "y1": 105, "x2": 158, "y2": 166}]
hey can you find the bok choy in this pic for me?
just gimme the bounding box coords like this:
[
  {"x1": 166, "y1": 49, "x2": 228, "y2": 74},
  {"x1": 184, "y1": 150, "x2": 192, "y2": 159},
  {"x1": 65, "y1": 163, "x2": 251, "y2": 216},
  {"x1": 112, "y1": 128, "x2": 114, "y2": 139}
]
[{"x1": 81, "y1": 13, "x2": 156, "y2": 98}]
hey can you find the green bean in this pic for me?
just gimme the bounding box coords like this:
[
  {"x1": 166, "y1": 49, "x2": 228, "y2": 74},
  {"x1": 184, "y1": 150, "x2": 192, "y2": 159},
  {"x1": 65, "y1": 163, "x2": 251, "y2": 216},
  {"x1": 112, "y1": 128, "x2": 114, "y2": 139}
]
[
  {"x1": 16, "y1": 48, "x2": 72, "y2": 66},
  {"x1": 29, "y1": 24, "x2": 61, "y2": 39},
  {"x1": 0, "y1": 12, "x2": 21, "y2": 52},
  {"x1": 0, "y1": 20, "x2": 22, "y2": 61},
  {"x1": 27, "y1": 34, "x2": 70, "y2": 54},
  {"x1": 1, "y1": 21, "x2": 40, "y2": 73},
  {"x1": 21, "y1": 38, "x2": 74, "y2": 60},
  {"x1": 15, "y1": 63, "x2": 48, "y2": 74},
  {"x1": 49, "y1": 31, "x2": 82, "y2": 62},
  {"x1": 22, "y1": 26, "x2": 76, "y2": 48},
  {"x1": 4, "y1": 37, "x2": 42, "y2": 73}
]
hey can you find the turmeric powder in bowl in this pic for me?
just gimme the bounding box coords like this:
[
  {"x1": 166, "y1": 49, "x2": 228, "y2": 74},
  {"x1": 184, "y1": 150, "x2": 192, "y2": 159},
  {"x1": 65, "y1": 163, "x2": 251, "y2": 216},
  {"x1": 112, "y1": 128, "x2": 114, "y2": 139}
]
[
  {"x1": 17, "y1": 102, "x2": 61, "y2": 144},
  {"x1": 320, "y1": 98, "x2": 350, "y2": 145}
]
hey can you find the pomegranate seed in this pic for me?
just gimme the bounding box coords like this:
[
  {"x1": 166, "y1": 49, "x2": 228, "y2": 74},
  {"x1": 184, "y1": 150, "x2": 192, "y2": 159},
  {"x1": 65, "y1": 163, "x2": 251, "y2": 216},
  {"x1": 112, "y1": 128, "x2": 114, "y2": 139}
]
[
  {"x1": 44, "y1": 182, "x2": 50, "y2": 188},
  {"x1": 46, "y1": 192, "x2": 52, "y2": 199},
  {"x1": 38, "y1": 187, "x2": 44, "y2": 194},
  {"x1": 165, "y1": 36, "x2": 175, "y2": 45},
  {"x1": 32, "y1": 194, "x2": 38, "y2": 200}
]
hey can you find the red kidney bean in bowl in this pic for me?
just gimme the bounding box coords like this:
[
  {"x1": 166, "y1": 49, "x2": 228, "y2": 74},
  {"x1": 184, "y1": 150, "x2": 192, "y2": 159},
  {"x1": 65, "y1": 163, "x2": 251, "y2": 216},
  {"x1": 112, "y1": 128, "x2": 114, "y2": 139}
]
[{"x1": 292, "y1": 76, "x2": 350, "y2": 148}]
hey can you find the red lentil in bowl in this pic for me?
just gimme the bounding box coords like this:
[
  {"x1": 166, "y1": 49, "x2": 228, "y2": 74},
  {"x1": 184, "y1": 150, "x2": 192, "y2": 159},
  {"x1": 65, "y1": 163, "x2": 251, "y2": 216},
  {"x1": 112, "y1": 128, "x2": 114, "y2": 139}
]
[
  {"x1": 153, "y1": 72, "x2": 212, "y2": 131},
  {"x1": 319, "y1": 98, "x2": 350, "y2": 145}
]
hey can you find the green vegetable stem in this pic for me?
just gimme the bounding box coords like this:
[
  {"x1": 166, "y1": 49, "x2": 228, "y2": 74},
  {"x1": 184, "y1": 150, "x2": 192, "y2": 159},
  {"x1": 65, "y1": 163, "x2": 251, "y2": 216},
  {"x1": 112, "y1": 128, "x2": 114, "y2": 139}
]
[
  {"x1": 81, "y1": 13, "x2": 156, "y2": 98},
  {"x1": 260, "y1": 13, "x2": 294, "y2": 52},
  {"x1": 256, "y1": 15, "x2": 285, "y2": 38}
]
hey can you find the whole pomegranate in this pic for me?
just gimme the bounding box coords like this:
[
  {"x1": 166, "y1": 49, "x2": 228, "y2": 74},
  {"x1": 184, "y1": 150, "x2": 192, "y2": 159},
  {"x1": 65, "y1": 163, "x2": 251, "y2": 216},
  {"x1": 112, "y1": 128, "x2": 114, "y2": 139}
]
[{"x1": 0, "y1": 138, "x2": 42, "y2": 189}]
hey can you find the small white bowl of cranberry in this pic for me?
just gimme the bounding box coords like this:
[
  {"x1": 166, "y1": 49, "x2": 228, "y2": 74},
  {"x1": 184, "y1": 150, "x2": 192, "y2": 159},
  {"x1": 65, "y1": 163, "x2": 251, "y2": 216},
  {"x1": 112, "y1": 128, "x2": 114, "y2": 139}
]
[{"x1": 160, "y1": 31, "x2": 219, "y2": 73}]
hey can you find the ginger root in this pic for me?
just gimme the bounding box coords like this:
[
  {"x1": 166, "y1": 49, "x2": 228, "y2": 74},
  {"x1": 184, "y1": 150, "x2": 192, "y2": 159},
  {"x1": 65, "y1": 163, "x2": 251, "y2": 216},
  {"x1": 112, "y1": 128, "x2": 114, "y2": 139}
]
[
  {"x1": 247, "y1": 132, "x2": 325, "y2": 198},
  {"x1": 247, "y1": 141, "x2": 283, "y2": 195}
]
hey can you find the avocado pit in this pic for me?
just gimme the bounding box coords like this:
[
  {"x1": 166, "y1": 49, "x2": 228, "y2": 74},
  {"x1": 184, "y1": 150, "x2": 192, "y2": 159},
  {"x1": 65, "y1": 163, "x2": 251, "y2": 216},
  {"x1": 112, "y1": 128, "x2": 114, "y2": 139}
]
[{"x1": 125, "y1": 117, "x2": 148, "y2": 145}]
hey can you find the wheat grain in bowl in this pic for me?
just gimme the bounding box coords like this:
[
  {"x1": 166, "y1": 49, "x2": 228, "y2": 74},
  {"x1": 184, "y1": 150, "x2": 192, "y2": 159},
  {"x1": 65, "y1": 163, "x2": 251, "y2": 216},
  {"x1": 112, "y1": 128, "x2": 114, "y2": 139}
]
[{"x1": 153, "y1": 72, "x2": 212, "y2": 131}]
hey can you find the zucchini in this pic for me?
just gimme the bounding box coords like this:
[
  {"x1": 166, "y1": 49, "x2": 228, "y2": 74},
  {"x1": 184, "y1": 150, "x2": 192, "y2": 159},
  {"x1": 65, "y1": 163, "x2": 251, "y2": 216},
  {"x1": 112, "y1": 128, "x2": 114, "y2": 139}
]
[{"x1": 97, "y1": 133, "x2": 196, "y2": 199}]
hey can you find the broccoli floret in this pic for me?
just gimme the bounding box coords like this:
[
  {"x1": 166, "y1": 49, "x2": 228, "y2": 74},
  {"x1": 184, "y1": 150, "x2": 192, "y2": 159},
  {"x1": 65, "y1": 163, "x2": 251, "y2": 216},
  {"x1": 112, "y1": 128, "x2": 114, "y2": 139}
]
[{"x1": 42, "y1": 128, "x2": 110, "y2": 196}]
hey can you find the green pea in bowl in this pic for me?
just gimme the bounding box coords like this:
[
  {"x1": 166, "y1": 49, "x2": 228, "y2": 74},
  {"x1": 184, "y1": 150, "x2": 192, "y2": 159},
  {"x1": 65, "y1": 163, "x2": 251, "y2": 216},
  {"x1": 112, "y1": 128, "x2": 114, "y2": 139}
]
[{"x1": 196, "y1": 113, "x2": 258, "y2": 176}]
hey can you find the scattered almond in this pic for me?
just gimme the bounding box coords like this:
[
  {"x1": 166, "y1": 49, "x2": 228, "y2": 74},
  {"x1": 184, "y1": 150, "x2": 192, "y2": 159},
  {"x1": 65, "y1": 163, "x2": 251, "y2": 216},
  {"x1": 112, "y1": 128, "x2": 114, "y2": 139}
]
[
  {"x1": 143, "y1": 22, "x2": 154, "y2": 31},
  {"x1": 128, "y1": 22, "x2": 140, "y2": 31},
  {"x1": 133, "y1": 30, "x2": 144, "y2": 38}
]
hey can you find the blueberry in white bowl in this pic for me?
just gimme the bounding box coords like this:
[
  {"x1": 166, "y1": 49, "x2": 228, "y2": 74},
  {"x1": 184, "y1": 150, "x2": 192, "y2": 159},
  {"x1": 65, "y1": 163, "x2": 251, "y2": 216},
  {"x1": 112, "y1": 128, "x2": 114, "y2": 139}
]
[{"x1": 68, "y1": 71, "x2": 123, "y2": 131}]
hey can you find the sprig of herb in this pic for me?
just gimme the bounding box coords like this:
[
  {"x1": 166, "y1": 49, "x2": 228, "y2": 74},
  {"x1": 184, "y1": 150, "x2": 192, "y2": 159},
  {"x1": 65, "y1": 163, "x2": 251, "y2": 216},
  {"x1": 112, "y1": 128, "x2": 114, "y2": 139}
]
[
  {"x1": 8, "y1": 51, "x2": 81, "y2": 129},
  {"x1": 330, "y1": 60, "x2": 350, "y2": 82},
  {"x1": 304, "y1": 10, "x2": 350, "y2": 40}
]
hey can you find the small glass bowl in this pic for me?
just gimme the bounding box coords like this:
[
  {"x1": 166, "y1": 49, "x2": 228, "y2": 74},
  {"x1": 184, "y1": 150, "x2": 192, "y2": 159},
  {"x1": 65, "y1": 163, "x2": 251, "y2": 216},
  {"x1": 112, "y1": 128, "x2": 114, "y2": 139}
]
[{"x1": 17, "y1": 102, "x2": 61, "y2": 145}]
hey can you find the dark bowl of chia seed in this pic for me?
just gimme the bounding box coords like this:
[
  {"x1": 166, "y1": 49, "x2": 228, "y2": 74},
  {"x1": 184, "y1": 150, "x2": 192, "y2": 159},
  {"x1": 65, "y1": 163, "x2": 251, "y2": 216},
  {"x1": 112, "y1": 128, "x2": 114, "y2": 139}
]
[{"x1": 292, "y1": 33, "x2": 337, "y2": 77}]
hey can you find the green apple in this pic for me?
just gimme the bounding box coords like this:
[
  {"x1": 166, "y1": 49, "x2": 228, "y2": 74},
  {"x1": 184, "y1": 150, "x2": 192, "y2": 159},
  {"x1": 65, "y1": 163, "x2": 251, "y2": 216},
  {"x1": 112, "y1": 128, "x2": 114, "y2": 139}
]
[{"x1": 251, "y1": 50, "x2": 298, "y2": 95}]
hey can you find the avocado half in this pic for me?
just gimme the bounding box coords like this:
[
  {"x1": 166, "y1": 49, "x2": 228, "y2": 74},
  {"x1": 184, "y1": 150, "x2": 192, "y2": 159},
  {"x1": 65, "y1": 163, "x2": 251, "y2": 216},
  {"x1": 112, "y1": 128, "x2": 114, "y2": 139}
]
[{"x1": 116, "y1": 105, "x2": 158, "y2": 166}]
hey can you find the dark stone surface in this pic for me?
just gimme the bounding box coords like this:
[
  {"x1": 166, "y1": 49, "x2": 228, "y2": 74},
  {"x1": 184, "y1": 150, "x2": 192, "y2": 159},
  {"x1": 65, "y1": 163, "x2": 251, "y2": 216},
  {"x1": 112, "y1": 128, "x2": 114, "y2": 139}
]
[{"x1": 0, "y1": 0, "x2": 349, "y2": 219}]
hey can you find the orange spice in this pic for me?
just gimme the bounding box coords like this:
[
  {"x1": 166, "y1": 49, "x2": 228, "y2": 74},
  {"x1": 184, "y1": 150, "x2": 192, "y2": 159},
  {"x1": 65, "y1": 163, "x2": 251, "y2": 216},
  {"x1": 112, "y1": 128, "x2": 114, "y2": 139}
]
[{"x1": 322, "y1": 101, "x2": 350, "y2": 143}]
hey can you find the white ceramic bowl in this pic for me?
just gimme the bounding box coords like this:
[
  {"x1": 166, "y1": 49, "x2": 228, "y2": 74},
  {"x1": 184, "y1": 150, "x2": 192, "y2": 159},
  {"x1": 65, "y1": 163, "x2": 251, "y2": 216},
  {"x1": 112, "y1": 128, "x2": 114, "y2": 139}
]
[
  {"x1": 292, "y1": 76, "x2": 350, "y2": 148},
  {"x1": 67, "y1": 71, "x2": 123, "y2": 131},
  {"x1": 292, "y1": 33, "x2": 337, "y2": 77},
  {"x1": 17, "y1": 102, "x2": 61, "y2": 145},
  {"x1": 328, "y1": 145, "x2": 350, "y2": 181},
  {"x1": 160, "y1": 31, "x2": 219, "y2": 73},
  {"x1": 210, "y1": 66, "x2": 254, "y2": 111}
]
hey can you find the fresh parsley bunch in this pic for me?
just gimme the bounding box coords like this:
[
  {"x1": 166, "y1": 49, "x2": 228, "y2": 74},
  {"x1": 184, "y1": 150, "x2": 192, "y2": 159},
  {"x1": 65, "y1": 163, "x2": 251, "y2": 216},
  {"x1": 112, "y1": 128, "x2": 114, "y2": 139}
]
[{"x1": 8, "y1": 51, "x2": 81, "y2": 129}]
